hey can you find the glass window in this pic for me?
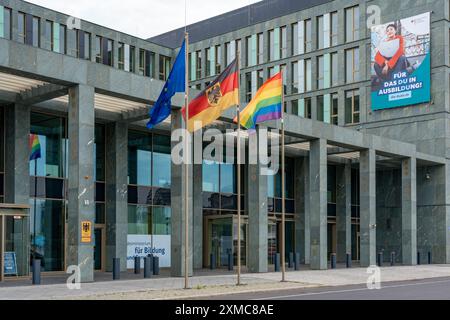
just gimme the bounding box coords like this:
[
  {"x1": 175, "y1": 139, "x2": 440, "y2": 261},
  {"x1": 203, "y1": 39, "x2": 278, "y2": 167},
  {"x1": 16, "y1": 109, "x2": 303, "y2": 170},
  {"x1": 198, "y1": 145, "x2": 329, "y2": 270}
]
[
  {"x1": 317, "y1": 15, "x2": 324, "y2": 49},
  {"x1": 159, "y1": 55, "x2": 171, "y2": 80},
  {"x1": 59, "y1": 24, "x2": 66, "y2": 54},
  {"x1": 292, "y1": 23, "x2": 298, "y2": 56},
  {"x1": 118, "y1": 42, "x2": 125, "y2": 70},
  {"x1": 305, "y1": 97, "x2": 312, "y2": 119},
  {"x1": 215, "y1": 45, "x2": 222, "y2": 74},
  {"x1": 128, "y1": 131, "x2": 152, "y2": 186},
  {"x1": 291, "y1": 99, "x2": 298, "y2": 116},
  {"x1": 280, "y1": 26, "x2": 287, "y2": 58},
  {"x1": 317, "y1": 55, "x2": 324, "y2": 89},
  {"x1": 331, "y1": 93, "x2": 339, "y2": 125},
  {"x1": 203, "y1": 160, "x2": 219, "y2": 193},
  {"x1": 18, "y1": 12, "x2": 25, "y2": 43},
  {"x1": 67, "y1": 29, "x2": 77, "y2": 57},
  {"x1": 128, "y1": 205, "x2": 151, "y2": 235},
  {"x1": 291, "y1": 61, "x2": 298, "y2": 94},
  {"x1": 42, "y1": 20, "x2": 53, "y2": 50},
  {"x1": 257, "y1": 33, "x2": 264, "y2": 64},
  {"x1": 317, "y1": 95, "x2": 324, "y2": 121},
  {"x1": 304, "y1": 19, "x2": 312, "y2": 52},
  {"x1": 245, "y1": 36, "x2": 252, "y2": 67},
  {"x1": 30, "y1": 113, "x2": 66, "y2": 178},
  {"x1": 139, "y1": 49, "x2": 146, "y2": 75},
  {"x1": 206, "y1": 47, "x2": 212, "y2": 75},
  {"x1": 331, "y1": 11, "x2": 338, "y2": 46},
  {"x1": 107, "y1": 39, "x2": 113, "y2": 66},
  {"x1": 220, "y1": 163, "x2": 236, "y2": 194},
  {"x1": 95, "y1": 36, "x2": 102, "y2": 63},
  {"x1": 152, "y1": 207, "x2": 171, "y2": 235},
  {"x1": 257, "y1": 69, "x2": 264, "y2": 88},
  {"x1": 245, "y1": 72, "x2": 252, "y2": 102},
  {"x1": 30, "y1": 199, "x2": 65, "y2": 272},
  {"x1": 225, "y1": 42, "x2": 231, "y2": 65},
  {"x1": 83, "y1": 32, "x2": 91, "y2": 60},
  {"x1": 129, "y1": 46, "x2": 136, "y2": 73},
  {"x1": 345, "y1": 6, "x2": 360, "y2": 42},
  {"x1": 345, "y1": 89, "x2": 360, "y2": 124},
  {"x1": 281, "y1": 64, "x2": 287, "y2": 95},
  {"x1": 331, "y1": 52, "x2": 339, "y2": 87},
  {"x1": 236, "y1": 39, "x2": 241, "y2": 63},
  {"x1": 268, "y1": 29, "x2": 274, "y2": 61},
  {"x1": 152, "y1": 135, "x2": 171, "y2": 188},
  {"x1": 196, "y1": 51, "x2": 202, "y2": 79},
  {"x1": 346, "y1": 48, "x2": 360, "y2": 83},
  {"x1": 1, "y1": 7, "x2": 12, "y2": 40},
  {"x1": 305, "y1": 59, "x2": 312, "y2": 91},
  {"x1": 32, "y1": 16, "x2": 40, "y2": 47},
  {"x1": 94, "y1": 125, "x2": 105, "y2": 182}
]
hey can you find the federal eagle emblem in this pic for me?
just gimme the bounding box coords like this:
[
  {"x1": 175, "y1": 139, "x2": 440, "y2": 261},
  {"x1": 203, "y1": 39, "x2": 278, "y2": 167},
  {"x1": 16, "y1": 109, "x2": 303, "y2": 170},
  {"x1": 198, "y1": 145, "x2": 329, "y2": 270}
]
[{"x1": 206, "y1": 83, "x2": 222, "y2": 107}]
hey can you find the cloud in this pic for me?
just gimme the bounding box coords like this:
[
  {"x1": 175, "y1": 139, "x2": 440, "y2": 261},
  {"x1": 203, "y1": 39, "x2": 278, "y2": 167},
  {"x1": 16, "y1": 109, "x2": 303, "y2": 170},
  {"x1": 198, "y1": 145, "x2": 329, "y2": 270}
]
[{"x1": 27, "y1": 0, "x2": 261, "y2": 39}]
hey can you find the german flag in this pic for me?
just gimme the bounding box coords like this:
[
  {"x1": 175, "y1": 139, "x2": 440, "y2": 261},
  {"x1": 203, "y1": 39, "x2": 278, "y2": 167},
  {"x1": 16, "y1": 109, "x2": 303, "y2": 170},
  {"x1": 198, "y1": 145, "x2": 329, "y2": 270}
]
[{"x1": 182, "y1": 59, "x2": 239, "y2": 132}]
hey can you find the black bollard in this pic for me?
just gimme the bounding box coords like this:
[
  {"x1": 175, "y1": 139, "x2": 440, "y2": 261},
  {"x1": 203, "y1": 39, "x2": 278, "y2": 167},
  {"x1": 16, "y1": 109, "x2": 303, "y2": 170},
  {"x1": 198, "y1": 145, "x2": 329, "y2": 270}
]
[
  {"x1": 294, "y1": 252, "x2": 300, "y2": 271},
  {"x1": 288, "y1": 252, "x2": 294, "y2": 269},
  {"x1": 153, "y1": 256, "x2": 160, "y2": 275},
  {"x1": 144, "y1": 256, "x2": 153, "y2": 278},
  {"x1": 32, "y1": 259, "x2": 41, "y2": 285},
  {"x1": 428, "y1": 252, "x2": 432, "y2": 265},
  {"x1": 417, "y1": 252, "x2": 421, "y2": 265},
  {"x1": 227, "y1": 250, "x2": 233, "y2": 271},
  {"x1": 210, "y1": 253, "x2": 216, "y2": 270},
  {"x1": 134, "y1": 256, "x2": 141, "y2": 274},
  {"x1": 377, "y1": 252, "x2": 383, "y2": 267},
  {"x1": 346, "y1": 253, "x2": 352, "y2": 268},
  {"x1": 113, "y1": 258, "x2": 120, "y2": 280},
  {"x1": 274, "y1": 253, "x2": 280, "y2": 272},
  {"x1": 331, "y1": 253, "x2": 337, "y2": 269},
  {"x1": 390, "y1": 252, "x2": 395, "y2": 266}
]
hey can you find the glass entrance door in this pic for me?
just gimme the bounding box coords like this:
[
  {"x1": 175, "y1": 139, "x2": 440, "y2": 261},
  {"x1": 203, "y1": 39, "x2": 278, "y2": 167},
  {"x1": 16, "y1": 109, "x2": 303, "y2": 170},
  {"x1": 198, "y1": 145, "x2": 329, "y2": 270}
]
[
  {"x1": 206, "y1": 216, "x2": 248, "y2": 268},
  {"x1": 209, "y1": 217, "x2": 232, "y2": 268}
]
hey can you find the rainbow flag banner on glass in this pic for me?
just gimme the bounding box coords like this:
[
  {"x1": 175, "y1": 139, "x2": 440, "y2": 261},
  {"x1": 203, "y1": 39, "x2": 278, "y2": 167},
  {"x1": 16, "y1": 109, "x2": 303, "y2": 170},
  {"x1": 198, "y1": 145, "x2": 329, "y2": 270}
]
[
  {"x1": 29, "y1": 134, "x2": 41, "y2": 161},
  {"x1": 238, "y1": 72, "x2": 283, "y2": 129}
]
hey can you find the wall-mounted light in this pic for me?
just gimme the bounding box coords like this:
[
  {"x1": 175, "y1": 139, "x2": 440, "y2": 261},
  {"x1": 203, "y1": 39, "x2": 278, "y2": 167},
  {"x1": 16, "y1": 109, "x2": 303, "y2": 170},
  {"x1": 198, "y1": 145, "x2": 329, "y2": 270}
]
[{"x1": 425, "y1": 172, "x2": 431, "y2": 180}]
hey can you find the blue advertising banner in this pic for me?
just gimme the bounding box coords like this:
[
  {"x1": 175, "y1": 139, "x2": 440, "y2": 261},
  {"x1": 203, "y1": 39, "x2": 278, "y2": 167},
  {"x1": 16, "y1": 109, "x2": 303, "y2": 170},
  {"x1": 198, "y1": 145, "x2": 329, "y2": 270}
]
[
  {"x1": 371, "y1": 12, "x2": 431, "y2": 111},
  {"x1": 4, "y1": 252, "x2": 17, "y2": 275}
]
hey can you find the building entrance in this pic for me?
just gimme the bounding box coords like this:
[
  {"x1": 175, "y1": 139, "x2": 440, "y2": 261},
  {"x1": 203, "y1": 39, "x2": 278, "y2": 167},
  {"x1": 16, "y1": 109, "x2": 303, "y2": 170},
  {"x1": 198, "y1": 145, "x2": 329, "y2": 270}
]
[
  {"x1": 204, "y1": 215, "x2": 247, "y2": 268},
  {"x1": 0, "y1": 204, "x2": 30, "y2": 281}
]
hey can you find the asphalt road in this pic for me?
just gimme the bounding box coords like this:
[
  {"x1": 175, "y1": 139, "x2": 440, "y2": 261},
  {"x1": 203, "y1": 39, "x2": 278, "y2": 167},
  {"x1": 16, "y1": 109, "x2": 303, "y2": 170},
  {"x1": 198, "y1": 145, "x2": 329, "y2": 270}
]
[{"x1": 205, "y1": 277, "x2": 450, "y2": 300}]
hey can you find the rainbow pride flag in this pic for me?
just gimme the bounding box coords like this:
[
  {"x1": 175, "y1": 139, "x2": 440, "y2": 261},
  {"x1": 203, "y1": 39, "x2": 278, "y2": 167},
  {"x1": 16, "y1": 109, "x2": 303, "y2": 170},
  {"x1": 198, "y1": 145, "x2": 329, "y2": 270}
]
[
  {"x1": 238, "y1": 72, "x2": 283, "y2": 129},
  {"x1": 29, "y1": 134, "x2": 41, "y2": 161}
]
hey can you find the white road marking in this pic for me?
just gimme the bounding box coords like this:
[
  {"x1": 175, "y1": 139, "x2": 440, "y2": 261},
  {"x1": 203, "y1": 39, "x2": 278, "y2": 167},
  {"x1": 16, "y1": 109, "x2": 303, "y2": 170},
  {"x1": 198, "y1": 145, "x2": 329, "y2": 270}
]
[{"x1": 253, "y1": 279, "x2": 450, "y2": 300}]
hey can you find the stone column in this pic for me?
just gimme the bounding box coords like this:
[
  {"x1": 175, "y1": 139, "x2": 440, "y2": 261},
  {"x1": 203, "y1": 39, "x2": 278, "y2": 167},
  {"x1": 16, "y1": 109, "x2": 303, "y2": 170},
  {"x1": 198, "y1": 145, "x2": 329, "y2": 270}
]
[
  {"x1": 247, "y1": 127, "x2": 268, "y2": 273},
  {"x1": 294, "y1": 157, "x2": 310, "y2": 264},
  {"x1": 360, "y1": 149, "x2": 376, "y2": 267},
  {"x1": 170, "y1": 108, "x2": 193, "y2": 277},
  {"x1": 402, "y1": 157, "x2": 417, "y2": 265},
  {"x1": 105, "y1": 121, "x2": 128, "y2": 272},
  {"x1": 67, "y1": 85, "x2": 96, "y2": 282},
  {"x1": 336, "y1": 163, "x2": 352, "y2": 262},
  {"x1": 309, "y1": 139, "x2": 327, "y2": 270},
  {"x1": 192, "y1": 163, "x2": 203, "y2": 269},
  {"x1": 4, "y1": 103, "x2": 30, "y2": 205}
]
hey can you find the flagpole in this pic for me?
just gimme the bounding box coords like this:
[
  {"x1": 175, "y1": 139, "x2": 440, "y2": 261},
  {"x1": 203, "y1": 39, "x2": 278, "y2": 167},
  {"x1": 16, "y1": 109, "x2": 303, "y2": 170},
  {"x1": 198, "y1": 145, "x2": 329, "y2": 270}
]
[
  {"x1": 281, "y1": 71, "x2": 286, "y2": 282},
  {"x1": 184, "y1": 31, "x2": 190, "y2": 290},
  {"x1": 236, "y1": 51, "x2": 242, "y2": 286}
]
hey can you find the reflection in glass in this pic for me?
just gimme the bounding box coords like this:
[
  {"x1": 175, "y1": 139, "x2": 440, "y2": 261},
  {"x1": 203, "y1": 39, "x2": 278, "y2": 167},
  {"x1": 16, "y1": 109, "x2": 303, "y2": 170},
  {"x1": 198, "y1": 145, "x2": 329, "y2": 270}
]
[
  {"x1": 29, "y1": 199, "x2": 65, "y2": 271},
  {"x1": 128, "y1": 205, "x2": 151, "y2": 235},
  {"x1": 152, "y1": 207, "x2": 171, "y2": 235},
  {"x1": 202, "y1": 160, "x2": 220, "y2": 192},
  {"x1": 4, "y1": 215, "x2": 29, "y2": 276}
]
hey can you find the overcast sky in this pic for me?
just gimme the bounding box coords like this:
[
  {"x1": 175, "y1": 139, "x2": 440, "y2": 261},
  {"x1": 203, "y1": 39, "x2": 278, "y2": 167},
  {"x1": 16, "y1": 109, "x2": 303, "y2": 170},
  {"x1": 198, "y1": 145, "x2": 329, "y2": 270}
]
[{"x1": 27, "y1": 0, "x2": 262, "y2": 39}]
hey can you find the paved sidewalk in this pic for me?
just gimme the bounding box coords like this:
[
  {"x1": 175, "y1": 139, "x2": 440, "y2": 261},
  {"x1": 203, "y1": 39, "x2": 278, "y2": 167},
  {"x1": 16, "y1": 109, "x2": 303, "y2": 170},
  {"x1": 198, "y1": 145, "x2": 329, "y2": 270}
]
[{"x1": 0, "y1": 265, "x2": 449, "y2": 300}]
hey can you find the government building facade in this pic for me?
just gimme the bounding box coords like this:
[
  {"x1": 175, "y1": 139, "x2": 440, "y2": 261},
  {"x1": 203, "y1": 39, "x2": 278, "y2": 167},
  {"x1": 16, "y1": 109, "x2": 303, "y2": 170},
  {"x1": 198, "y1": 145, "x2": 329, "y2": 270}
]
[{"x1": 0, "y1": 0, "x2": 449, "y2": 282}]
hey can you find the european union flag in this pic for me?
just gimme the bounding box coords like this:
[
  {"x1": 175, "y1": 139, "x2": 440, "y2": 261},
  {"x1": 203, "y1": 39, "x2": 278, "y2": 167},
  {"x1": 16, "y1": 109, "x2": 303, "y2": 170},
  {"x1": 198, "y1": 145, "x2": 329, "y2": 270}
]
[{"x1": 147, "y1": 40, "x2": 186, "y2": 129}]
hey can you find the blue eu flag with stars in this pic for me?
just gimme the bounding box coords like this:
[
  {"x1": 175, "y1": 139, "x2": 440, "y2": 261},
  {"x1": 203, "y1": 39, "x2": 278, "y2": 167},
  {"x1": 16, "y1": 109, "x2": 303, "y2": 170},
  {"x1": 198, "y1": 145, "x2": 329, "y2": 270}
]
[{"x1": 147, "y1": 40, "x2": 186, "y2": 129}]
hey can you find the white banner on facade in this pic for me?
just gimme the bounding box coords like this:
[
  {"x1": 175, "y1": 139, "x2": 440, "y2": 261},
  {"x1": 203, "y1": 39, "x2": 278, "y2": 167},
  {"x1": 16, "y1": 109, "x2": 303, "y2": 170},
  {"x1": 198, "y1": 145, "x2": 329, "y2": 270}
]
[{"x1": 127, "y1": 235, "x2": 171, "y2": 268}]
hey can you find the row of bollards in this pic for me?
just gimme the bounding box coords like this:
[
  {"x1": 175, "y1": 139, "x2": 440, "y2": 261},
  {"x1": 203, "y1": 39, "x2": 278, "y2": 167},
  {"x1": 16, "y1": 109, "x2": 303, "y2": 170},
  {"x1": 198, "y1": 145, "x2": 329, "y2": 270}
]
[{"x1": 113, "y1": 255, "x2": 160, "y2": 281}]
